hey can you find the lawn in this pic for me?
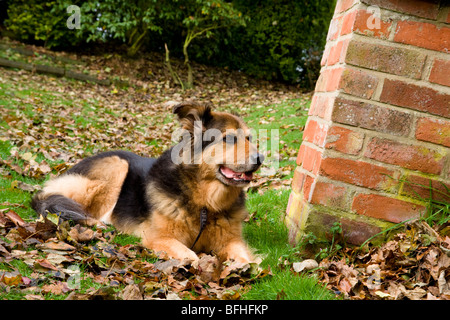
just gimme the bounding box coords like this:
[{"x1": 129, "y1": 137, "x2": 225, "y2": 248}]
[{"x1": 0, "y1": 47, "x2": 336, "y2": 300}]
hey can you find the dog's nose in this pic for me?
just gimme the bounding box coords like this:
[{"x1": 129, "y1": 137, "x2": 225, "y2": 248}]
[{"x1": 250, "y1": 153, "x2": 265, "y2": 165}]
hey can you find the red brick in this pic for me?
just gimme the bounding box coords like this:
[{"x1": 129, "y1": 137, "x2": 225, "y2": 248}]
[
  {"x1": 315, "y1": 69, "x2": 330, "y2": 92},
  {"x1": 303, "y1": 175, "x2": 315, "y2": 201},
  {"x1": 362, "y1": 0, "x2": 440, "y2": 20},
  {"x1": 306, "y1": 211, "x2": 382, "y2": 245},
  {"x1": 340, "y1": 9, "x2": 392, "y2": 39},
  {"x1": 321, "y1": 44, "x2": 331, "y2": 66},
  {"x1": 340, "y1": 10, "x2": 357, "y2": 36},
  {"x1": 302, "y1": 119, "x2": 317, "y2": 143},
  {"x1": 286, "y1": 192, "x2": 294, "y2": 215},
  {"x1": 345, "y1": 40, "x2": 426, "y2": 79},
  {"x1": 303, "y1": 119, "x2": 329, "y2": 147},
  {"x1": 352, "y1": 9, "x2": 392, "y2": 39},
  {"x1": 352, "y1": 194, "x2": 425, "y2": 223},
  {"x1": 401, "y1": 175, "x2": 450, "y2": 203},
  {"x1": 325, "y1": 126, "x2": 364, "y2": 155},
  {"x1": 394, "y1": 21, "x2": 450, "y2": 53},
  {"x1": 326, "y1": 67, "x2": 344, "y2": 92},
  {"x1": 428, "y1": 58, "x2": 450, "y2": 87},
  {"x1": 297, "y1": 144, "x2": 323, "y2": 175},
  {"x1": 335, "y1": 0, "x2": 356, "y2": 14},
  {"x1": 309, "y1": 181, "x2": 348, "y2": 208},
  {"x1": 380, "y1": 79, "x2": 449, "y2": 118},
  {"x1": 319, "y1": 157, "x2": 396, "y2": 190},
  {"x1": 316, "y1": 68, "x2": 344, "y2": 93},
  {"x1": 364, "y1": 137, "x2": 446, "y2": 175},
  {"x1": 308, "y1": 94, "x2": 335, "y2": 120},
  {"x1": 415, "y1": 117, "x2": 450, "y2": 147},
  {"x1": 327, "y1": 16, "x2": 342, "y2": 41},
  {"x1": 338, "y1": 67, "x2": 378, "y2": 99},
  {"x1": 287, "y1": 193, "x2": 305, "y2": 224},
  {"x1": 296, "y1": 144, "x2": 306, "y2": 166},
  {"x1": 332, "y1": 97, "x2": 413, "y2": 136},
  {"x1": 291, "y1": 169, "x2": 305, "y2": 194},
  {"x1": 327, "y1": 39, "x2": 349, "y2": 66}
]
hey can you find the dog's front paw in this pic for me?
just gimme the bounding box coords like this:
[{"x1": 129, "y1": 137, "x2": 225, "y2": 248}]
[{"x1": 220, "y1": 240, "x2": 253, "y2": 264}]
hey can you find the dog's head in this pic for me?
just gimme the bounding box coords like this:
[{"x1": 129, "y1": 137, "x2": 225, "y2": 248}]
[{"x1": 172, "y1": 101, "x2": 264, "y2": 187}]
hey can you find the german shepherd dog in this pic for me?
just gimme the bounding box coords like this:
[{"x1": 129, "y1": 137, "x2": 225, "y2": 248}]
[{"x1": 31, "y1": 101, "x2": 264, "y2": 264}]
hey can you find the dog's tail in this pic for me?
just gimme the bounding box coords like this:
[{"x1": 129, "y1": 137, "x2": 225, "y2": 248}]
[{"x1": 31, "y1": 191, "x2": 93, "y2": 224}]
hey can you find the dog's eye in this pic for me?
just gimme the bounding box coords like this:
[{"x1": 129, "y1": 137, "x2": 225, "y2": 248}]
[{"x1": 223, "y1": 135, "x2": 237, "y2": 144}]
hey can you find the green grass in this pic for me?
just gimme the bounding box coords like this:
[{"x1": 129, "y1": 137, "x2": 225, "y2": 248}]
[
  {"x1": 242, "y1": 189, "x2": 336, "y2": 300},
  {"x1": 245, "y1": 189, "x2": 293, "y2": 268},
  {"x1": 0, "y1": 140, "x2": 41, "y2": 220},
  {"x1": 242, "y1": 270, "x2": 335, "y2": 300},
  {"x1": 241, "y1": 98, "x2": 309, "y2": 172}
]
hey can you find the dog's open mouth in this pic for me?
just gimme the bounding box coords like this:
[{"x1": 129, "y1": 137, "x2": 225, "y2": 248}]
[{"x1": 219, "y1": 166, "x2": 253, "y2": 184}]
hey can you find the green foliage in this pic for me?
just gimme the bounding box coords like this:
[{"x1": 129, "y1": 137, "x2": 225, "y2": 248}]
[
  {"x1": 193, "y1": 0, "x2": 336, "y2": 89},
  {"x1": 4, "y1": 0, "x2": 78, "y2": 48},
  {"x1": 72, "y1": 0, "x2": 162, "y2": 56},
  {"x1": 3, "y1": 0, "x2": 335, "y2": 88},
  {"x1": 164, "y1": 0, "x2": 247, "y2": 88}
]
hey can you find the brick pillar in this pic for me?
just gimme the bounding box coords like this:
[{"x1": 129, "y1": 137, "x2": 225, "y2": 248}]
[{"x1": 285, "y1": 0, "x2": 450, "y2": 245}]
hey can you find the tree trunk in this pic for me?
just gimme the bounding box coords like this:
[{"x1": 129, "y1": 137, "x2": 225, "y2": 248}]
[
  {"x1": 165, "y1": 43, "x2": 184, "y2": 90},
  {"x1": 183, "y1": 38, "x2": 193, "y2": 89},
  {"x1": 127, "y1": 29, "x2": 147, "y2": 57}
]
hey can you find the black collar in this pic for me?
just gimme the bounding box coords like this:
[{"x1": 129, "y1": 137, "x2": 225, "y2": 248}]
[{"x1": 190, "y1": 207, "x2": 208, "y2": 250}]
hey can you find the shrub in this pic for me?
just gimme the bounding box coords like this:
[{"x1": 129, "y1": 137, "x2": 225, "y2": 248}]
[
  {"x1": 4, "y1": 0, "x2": 79, "y2": 48},
  {"x1": 3, "y1": 0, "x2": 335, "y2": 89},
  {"x1": 191, "y1": 0, "x2": 336, "y2": 89}
]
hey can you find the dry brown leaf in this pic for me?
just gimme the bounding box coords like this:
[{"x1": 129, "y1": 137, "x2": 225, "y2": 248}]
[
  {"x1": 68, "y1": 224, "x2": 95, "y2": 242},
  {"x1": 37, "y1": 240, "x2": 76, "y2": 252},
  {"x1": 42, "y1": 281, "x2": 70, "y2": 295},
  {"x1": 121, "y1": 284, "x2": 143, "y2": 300}
]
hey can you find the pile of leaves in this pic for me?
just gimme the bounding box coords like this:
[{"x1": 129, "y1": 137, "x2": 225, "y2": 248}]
[
  {"x1": 0, "y1": 210, "x2": 270, "y2": 300},
  {"x1": 315, "y1": 220, "x2": 450, "y2": 300}
]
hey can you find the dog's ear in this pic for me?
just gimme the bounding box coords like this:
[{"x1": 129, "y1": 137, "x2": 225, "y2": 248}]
[{"x1": 172, "y1": 101, "x2": 212, "y2": 132}]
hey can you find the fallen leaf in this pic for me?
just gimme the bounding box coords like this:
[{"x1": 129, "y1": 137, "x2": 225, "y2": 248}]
[
  {"x1": 121, "y1": 284, "x2": 143, "y2": 300},
  {"x1": 292, "y1": 259, "x2": 318, "y2": 273},
  {"x1": 46, "y1": 253, "x2": 73, "y2": 265},
  {"x1": 35, "y1": 258, "x2": 59, "y2": 271},
  {"x1": 4, "y1": 210, "x2": 26, "y2": 227},
  {"x1": 438, "y1": 271, "x2": 449, "y2": 295},
  {"x1": 403, "y1": 287, "x2": 427, "y2": 300},
  {"x1": 0, "y1": 271, "x2": 22, "y2": 286},
  {"x1": 37, "y1": 240, "x2": 76, "y2": 252},
  {"x1": 11, "y1": 180, "x2": 41, "y2": 192},
  {"x1": 195, "y1": 254, "x2": 220, "y2": 283},
  {"x1": 42, "y1": 281, "x2": 70, "y2": 295},
  {"x1": 24, "y1": 294, "x2": 45, "y2": 300},
  {"x1": 69, "y1": 224, "x2": 95, "y2": 242},
  {"x1": 374, "y1": 291, "x2": 392, "y2": 299},
  {"x1": 20, "y1": 152, "x2": 33, "y2": 161},
  {"x1": 154, "y1": 258, "x2": 189, "y2": 274}
]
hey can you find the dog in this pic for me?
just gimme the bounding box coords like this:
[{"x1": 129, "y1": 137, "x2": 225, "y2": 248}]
[{"x1": 31, "y1": 101, "x2": 264, "y2": 264}]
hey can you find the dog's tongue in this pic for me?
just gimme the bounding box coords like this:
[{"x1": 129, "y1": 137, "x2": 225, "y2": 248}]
[{"x1": 221, "y1": 167, "x2": 253, "y2": 181}]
